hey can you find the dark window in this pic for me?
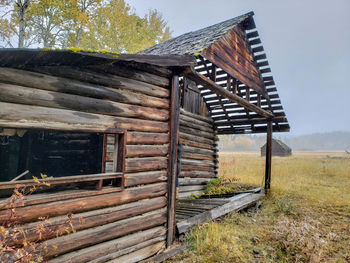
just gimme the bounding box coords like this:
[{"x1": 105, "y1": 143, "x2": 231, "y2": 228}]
[{"x1": 0, "y1": 128, "x2": 125, "y2": 197}]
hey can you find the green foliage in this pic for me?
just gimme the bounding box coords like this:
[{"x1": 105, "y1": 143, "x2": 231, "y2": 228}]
[
  {"x1": 77, "y1": 1, "x2": 171, "y2": 53},
  {"x1": 0, "y1": 0, "x2": 171, "y2": 52},
  {"x1": 203, "y1": 177, "x2": 254, "y2": 196}
]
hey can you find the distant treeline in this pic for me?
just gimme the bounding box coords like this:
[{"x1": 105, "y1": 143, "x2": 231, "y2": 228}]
[{"x1": 218, "y1": 131, "x2": 350, "y2": 152}]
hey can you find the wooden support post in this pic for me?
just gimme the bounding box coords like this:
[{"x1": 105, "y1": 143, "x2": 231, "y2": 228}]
[
  {"x1": 167, "y1": 75, "x2": 180, "y2": 247},
  {"x1": 265, "y1": 120, "x2": 272, "y2": 192}
]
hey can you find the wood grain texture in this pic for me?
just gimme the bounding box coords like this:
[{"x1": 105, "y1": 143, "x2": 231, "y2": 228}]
[
  {"x1": 32, "y1": 66, "x2": 170, "y2": 98},
  {"x1": 50, "y1": 226, "x2": 166, "y2": 263},
  {"x1": 126, "y1": 145, "x2": 168, "y2": 158},
  {"x1": 0, "y1": 182, "x2": 167, "y2": 223},
  {"x1": 167, "y1": 75, "x2": 180, "y2": 246},
  {"x1": 126, "y1": 132, "x2": 169, "y2": 145},
  {"x1": 180, "y1": 170, "x2": 216, "y2": 178},
  {"x1": 6, "y1": 197, "x2": 166, "y2": 246},
  {"x1": 0, "y1": 83, "x2": 169, "y2": 121},
  {"x1": 105, "y1": 241, "x2": 165, "y2": 263},
  {"x1": 86, "y1": 63, "x2": 170, "y2": 87},
  {"x1": 125, "y1": 157, "x2": 168, "y2": 173},
  {"x1": 177, "y1": 193, "x2": 264, "y2": 233},
  {"x1": 0, "y1": 67, "x2": 169, "y2": 109},
  {"x1": 0, "y1": 102, "x2": 169, "y2": 132},
  {"x1": 201, "y1": 28, "x2": 266, "y2": 97},
  {"x1": 124, "y1": 170, "x2": 167, "y2": 187}
]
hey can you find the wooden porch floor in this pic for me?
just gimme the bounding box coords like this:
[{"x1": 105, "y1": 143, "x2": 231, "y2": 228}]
[{"x1": 176, "y1": 190, "x2": 264, "y2": 234}]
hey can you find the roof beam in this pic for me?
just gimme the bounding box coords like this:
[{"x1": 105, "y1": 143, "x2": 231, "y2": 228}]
[{"x1": 182, "y1": 67, "x2": 274, "y2": 119}]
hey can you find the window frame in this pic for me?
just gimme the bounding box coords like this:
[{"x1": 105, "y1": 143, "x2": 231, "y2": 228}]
[{"x1": 0, "y1": 127, "x2": 126, "y2": 191}]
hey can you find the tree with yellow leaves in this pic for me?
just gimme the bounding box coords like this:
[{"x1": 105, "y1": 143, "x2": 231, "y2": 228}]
[{"x1": 0, "y1": 0, "x2": 171, "y2": 52}]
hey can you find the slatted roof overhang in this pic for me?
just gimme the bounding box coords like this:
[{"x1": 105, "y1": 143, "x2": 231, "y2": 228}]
[{"x1": 140, "y1": 12, "x2": 290, "y2": 134}]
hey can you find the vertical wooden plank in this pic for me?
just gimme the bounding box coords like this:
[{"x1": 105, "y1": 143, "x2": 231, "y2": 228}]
[
  {"x1": 117, "y1": 131, "x2": 126, "y2": 188},
  {"x1": 265, "y1": 120, "x2": 272, "y2": 192},
  {"x1": 227, "y1": 75, "x2": 231, "y2": 91},
  {"x1": 167, "y1": 75, "x2": 180, "y2": 247},
  {"x1": 211, "y1": 64, "x2": 217, "y2": 82},
  {"x1": 113, "y1": 134, "x2": 119, "y2": 172},
  {"x1": 232, "y1": 78, "x2": 238, "y2": 94}
]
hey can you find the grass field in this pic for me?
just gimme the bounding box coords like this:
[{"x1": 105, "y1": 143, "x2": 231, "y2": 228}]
[{"x1": 169, "y1": 152, "x2": 350, "y2": 262}]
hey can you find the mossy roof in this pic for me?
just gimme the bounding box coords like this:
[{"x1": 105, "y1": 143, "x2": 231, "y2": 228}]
[{"x1": 138, "y1": 12, "x2": 254, "y2": 55}]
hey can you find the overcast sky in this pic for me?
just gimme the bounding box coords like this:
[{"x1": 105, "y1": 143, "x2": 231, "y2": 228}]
[{"x1": 126, "y1": 0, "x2": 350, "y2": 135}]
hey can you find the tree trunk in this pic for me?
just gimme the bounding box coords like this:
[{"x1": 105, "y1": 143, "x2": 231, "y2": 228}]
[
  {"x1": 75, "y1": 27, "x2": 83, "y2": 47},
  {"x1": 16, "y1": 0, "x2": 30, "y2": 48}
]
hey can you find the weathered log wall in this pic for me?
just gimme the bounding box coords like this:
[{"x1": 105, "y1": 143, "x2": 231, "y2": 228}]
[
  {"x1": 178, "y1": 109, "x2": 218, "y2": 198},
  {"x1": 0, "y1": 64, "x2": 171, "y2": 262}
]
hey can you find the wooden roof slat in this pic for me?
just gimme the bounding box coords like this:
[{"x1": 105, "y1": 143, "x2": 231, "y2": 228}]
[
  {"x1": 246, "y1": 31, "x2": 259, "y2": 39},
  {"x1": 248, "y1": 38, "x2": 262, "y2": 46},
  {"x1": 254, "y1": 54, "x2": 267, "y2": 61},
  {"x1": 252, "y1": 46, "x2": 264, "y2": 53},
  {"x1": 259, "y1": 68, "x2": 271, "y2": 74},
  {"x1": 257, "y1": 60, "x2": 269, "y2": 67}
]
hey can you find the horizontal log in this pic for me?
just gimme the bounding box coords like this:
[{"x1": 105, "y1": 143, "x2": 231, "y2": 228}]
[
  {"x1": 45, "y1": 208, "x2": 166, "y2": 259},
  {"x1": 181, "y1": 158, "x2": 214, "y2": 167},
  {"x1": 0, "y1": 67, "x2": 169, "y2": 109},
  {"x1": 32, "y1": 66, "x2": 170, "y2": 98},
  {"x1": 180, "y1": 126, "x2": 217, "y2": 140},
  {"x1": 6, "y1": 197, "x2": 166, "y2": 246},
  {"x1": 0, "y1": 172, "x2": 122, "y2": 190},
  {"x1": 179, "y1": 138, "x2": 215, "y2": 150},
  {"x1": 179, "y1": 185, "x2": 206, "y2": 193},
  {"x1": 179, "y1": 119, "x2": 213, "y2": 133},
  {"x1": 106, "y1": 241, "x2": 165, "y2": 263},
  {"x1": 50, "y1": 226, "x2": 166, "y2": 263},
  {"x1": 126, "y1": 132, "x2": 169, "y2": 145},
  {"x1": 183, "y1": 145, "x2": 215, "y2": 155},
  {"x1": 179, "y1": 178, "x2": 211, "y2": 186},
  {"x1": 181, "y1": 165, "x2": 215, "y2": 172},
  {"x1": 125, "y1": 157, "x2": 168, "y2": 173},
  {"x1": 0, "y1": 83, "x2": 169, "y2": 121},
  {"x1": 180, "y1": 108, "x2": 213, "y2": 124},
  {"x1": 88, "y1": 237, "x2": 165, "y2": 263},
  {"x1": 180, "y1": 170, "x2": 216, "y2": 178},
  {"x1": 3, "y1": 213, "x2": 166, "y2": 262},
  {"x1": 182, "y1": 153, "x2": 215, "y2": 161},
  {"x1": 179, "y1": 114, "x2": 213, "y2": 130},
  {"x1": 179, "y1": 132, "x2": 214, "y2": 145},
  {"x1": 86, "y1": 63, "x2": 170, "y2": 87},
  {"x1": 126, "y1": 145, "x2": 168, "y2": 158},
  {"x1": 0, "y1": 102, "x2": 168, "y2": 133},
  {"x1": 0, "y1": 182, "x2": 167, "y2": 223},
  {"x1": 124, "y1": 170, "x2": 167, "y2": 187}
]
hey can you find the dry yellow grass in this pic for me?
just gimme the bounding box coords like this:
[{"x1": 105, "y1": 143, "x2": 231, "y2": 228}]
[{"x1": 168, "y1": 152, "x2": 350, "y2": 263}]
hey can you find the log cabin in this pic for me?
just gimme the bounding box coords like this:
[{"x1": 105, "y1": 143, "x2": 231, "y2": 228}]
[
  {"x1": 261, "y1": 138, "x2": 292, "y2": 157},
  {"x1": 0, "y1": 12, "x2": 289, "y2": 262}
]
